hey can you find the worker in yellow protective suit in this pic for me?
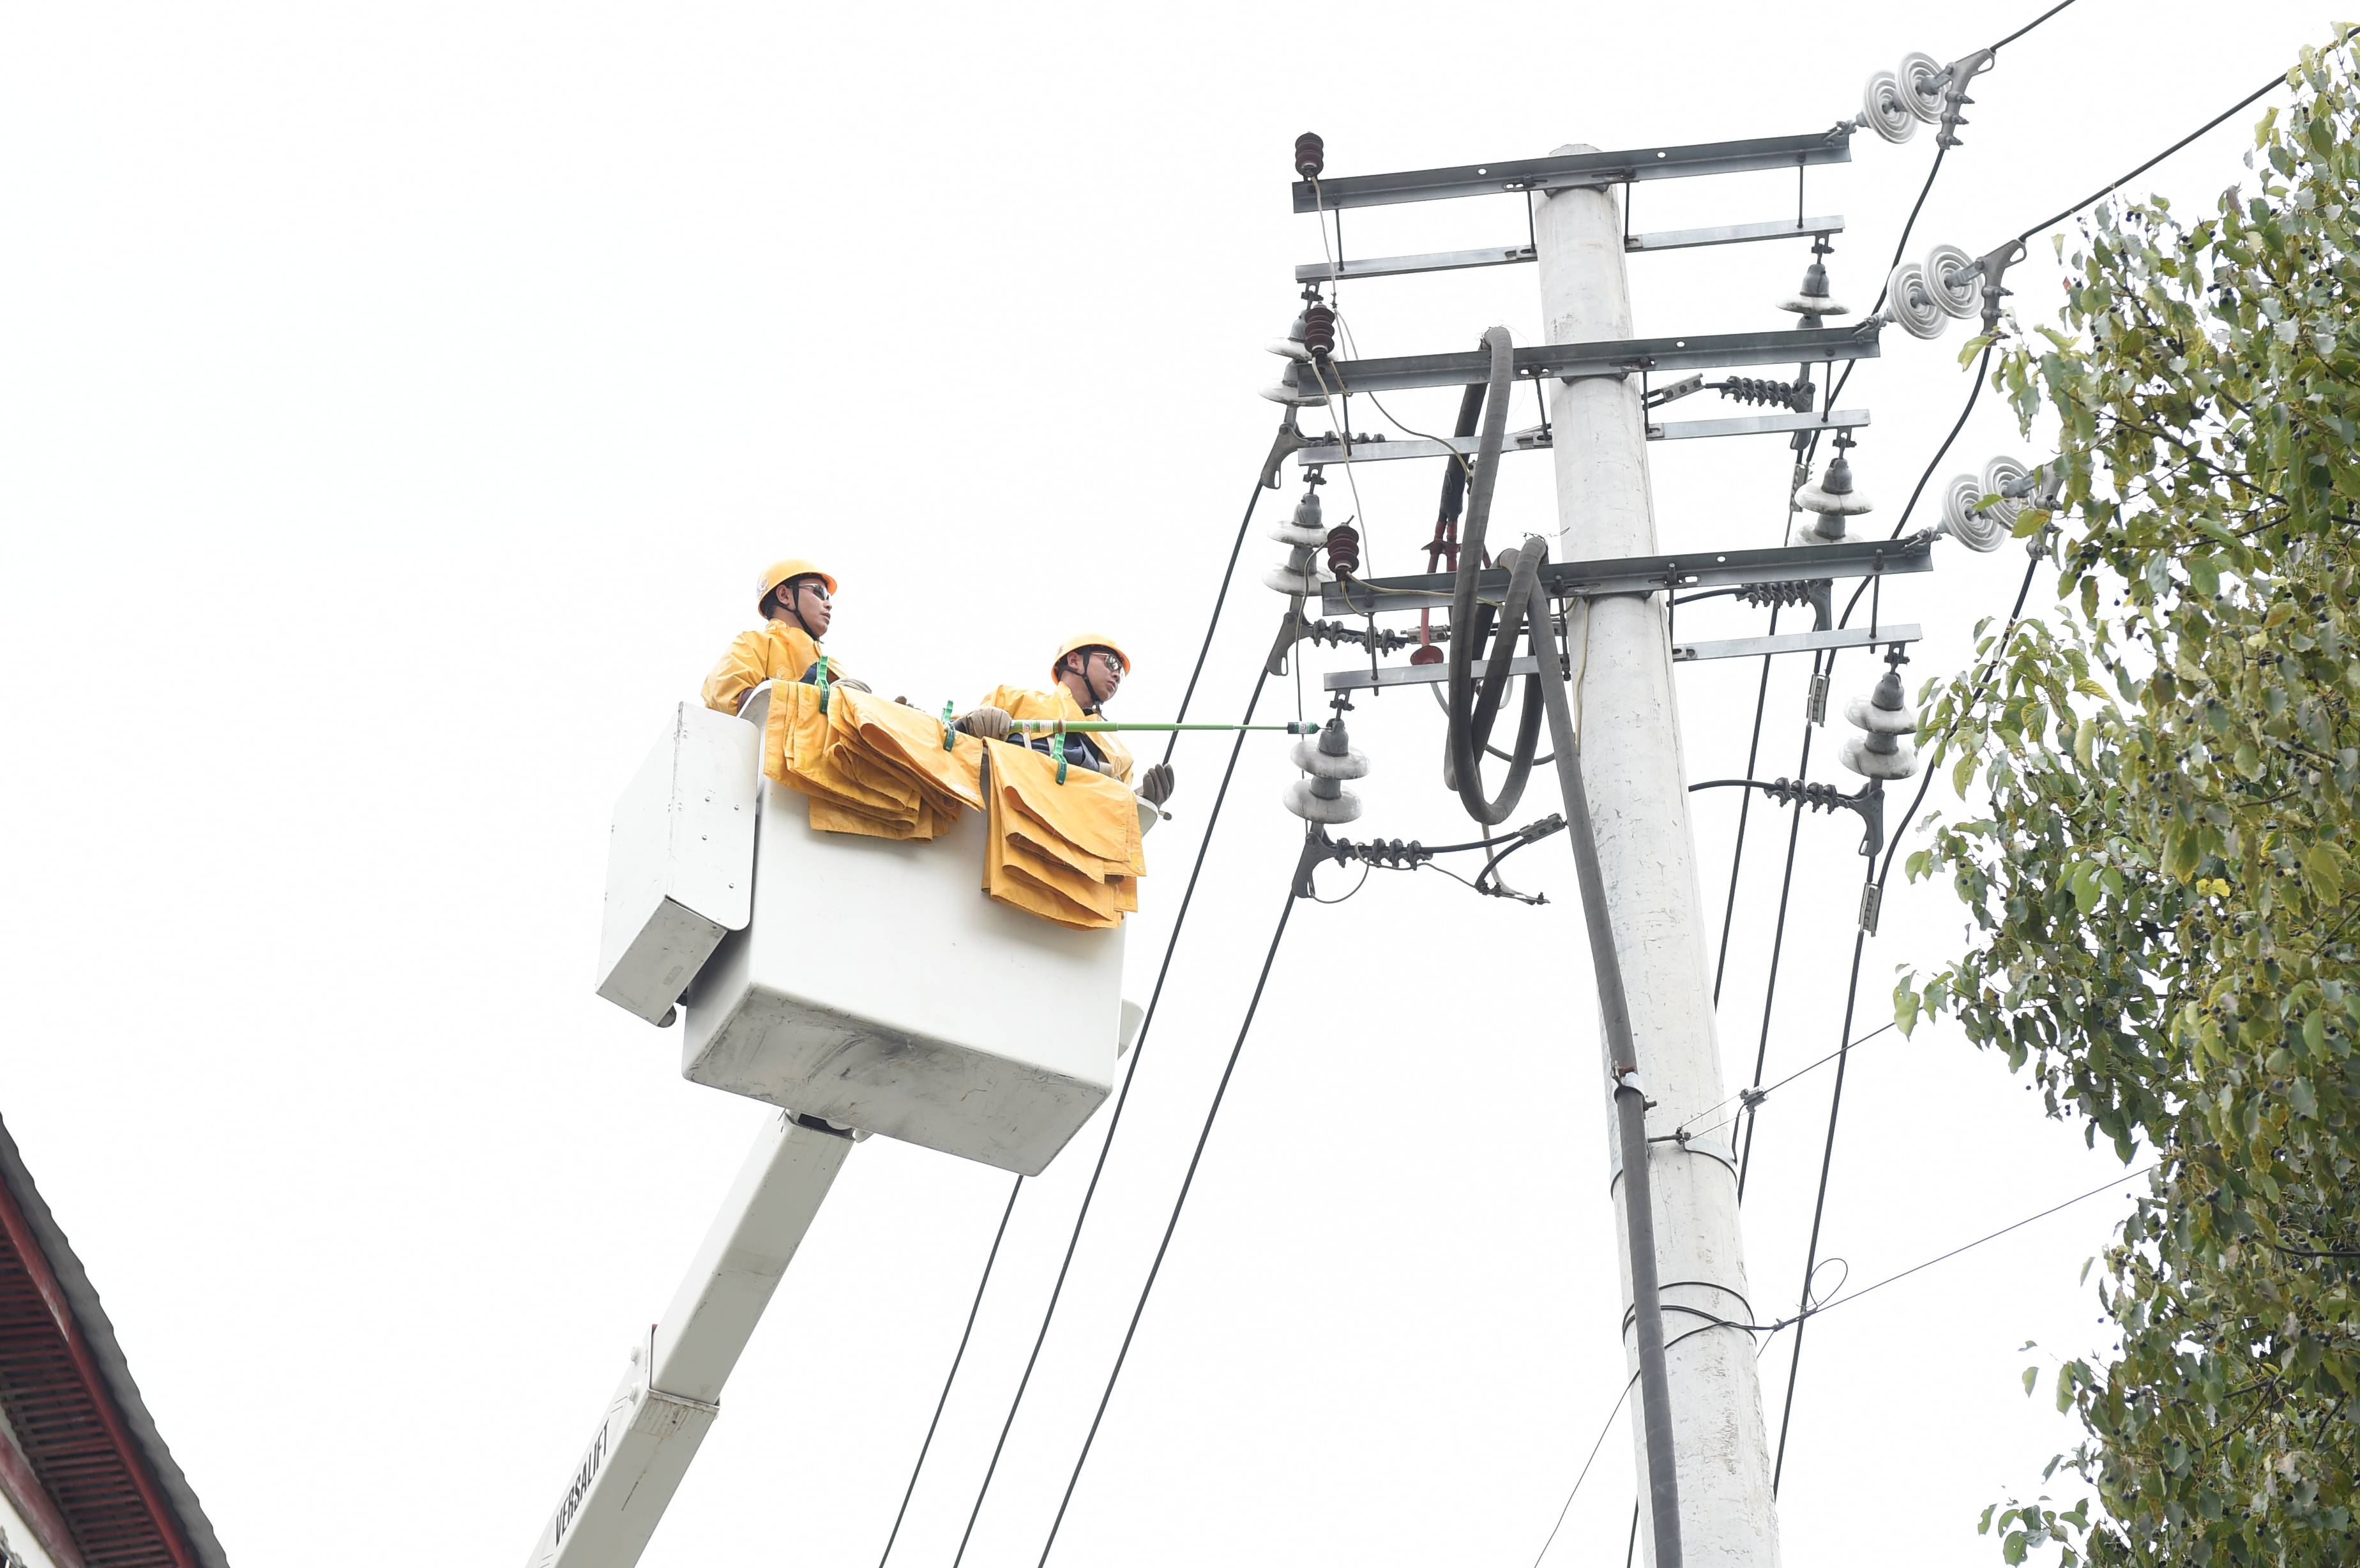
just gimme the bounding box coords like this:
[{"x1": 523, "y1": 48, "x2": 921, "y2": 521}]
[
  {"x1": 958, "y1": 635, "x2": 1176, "y2": 806},
  {"x1": 700, "y1": 557, "x2": 872, "y2": 717}
]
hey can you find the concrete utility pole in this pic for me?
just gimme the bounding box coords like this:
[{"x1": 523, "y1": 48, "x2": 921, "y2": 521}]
[{"x1": 1532, "y1": 150, "x2": 1782, "y2": 1568}]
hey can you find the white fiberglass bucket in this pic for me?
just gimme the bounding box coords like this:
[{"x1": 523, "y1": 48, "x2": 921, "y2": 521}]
[{"x1": 662, "y1": 686, "x2": 1136, "y2": 1175}]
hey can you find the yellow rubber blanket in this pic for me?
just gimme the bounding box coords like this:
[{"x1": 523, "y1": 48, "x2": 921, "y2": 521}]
[
  {"x1": 757, "y1": 687, "x2": 1147, "y2": 930},
  {"x1": 980, "y1": 738, "x2": 1145, "y2": 931},
  {"x1": 762, "y1": 684, "x2": 984, "y2": 841}
]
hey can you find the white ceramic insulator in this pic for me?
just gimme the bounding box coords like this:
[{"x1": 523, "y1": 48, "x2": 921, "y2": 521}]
[
  {"x1": 1795, "y1": 483, "x2": 1873, "y2": 516},
  {"x1": 1264, "y1": 520, "x2": 1331, "y2": 548},
  {"x1": 1840, "y1": 734, "x2": 1919, "y2": 780},
  {"x1": 1259, "y1": 365, "x2": 1326, "y2": 407},
  {"x1": 1266, "y1": 337, "x2": 1312, "y2": 362},
  {"x1": 1262, "y1": 560, "x2": 1331, "y2": 596},
  {"x1": 1939, "y1": 473, "x2": 2007, "y2": 552},
  {"x1": 1283, "y1": 778, "x2": 1362, "y2": 824},
  {"x1": 1981, "y1": 456, "x2": 2031, "y2": 529},
  {"x1": 1884, "y1": 262, "x2": 1946, "y2": 339},
  {"x1": 1898, "y1": 51, "x2": 1946, "y2": 124},
  {"x1": 1778, "y1": 292, "x2": 1851, "y2": 317},
  {"x1": 1789, "y1": 516, "x2": 1850, "y2": 547},
  {"x1": 1845, "y1": 695, "x2": 1921, "y2": 734},
  {"x1": 1925, "y1": 243, "x2": 1979, "y2": 318},
  {"x1": 1861, "y1": 70, "x2": 1916, "y2": 144},
  {"x1": 1290, "y1": 738, "x2": 1369, "y2": 778}
]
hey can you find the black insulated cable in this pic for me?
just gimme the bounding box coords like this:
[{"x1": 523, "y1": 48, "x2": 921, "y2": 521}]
[
  {"x1": 1442, "y1": 328, "x2": 1545, "y2": 825},
  {"x1": 874, "y1": 1173, "x2": 1022, "y2": 1568},
  {"x1": 1029, "y1": 884, "x2": 1301, "y2": 1566},
  {"x1": 947, "y1": 670, "x2": 1271, "y2": 1568}
]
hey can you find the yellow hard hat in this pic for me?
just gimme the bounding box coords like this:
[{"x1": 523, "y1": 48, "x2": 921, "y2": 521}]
[
  {"x1": 755, "y1": 557, "x2": 837, "y2": 616},
  {"x1": 1052, "y1": 634, "x2": 1131, "y2": 679}
]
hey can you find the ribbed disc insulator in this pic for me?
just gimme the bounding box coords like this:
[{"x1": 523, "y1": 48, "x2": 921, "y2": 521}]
[
  {"x1": 1840, "y1": 733, "x2": 1919, "y2": 780},
  {"x1": 1290, "y1": 737, "x2": 1370, "y2": 779},
  {"x1": 1845, "y1": 694, "x2": 1921, "y2": 735},
  {"x1": 1283, "y1": 777, "x2": 1362, "y2": 824},
  {"x1": 1940, "y1": 473, "x2": 2006, "y2": 552},
  {"x1": 1898, "y1": 51, "x2": 1946, "y2": 124},
  {"x1": 1885, "y1": 262, "x2": 1946, "y2": 339},
  {"x1": 1861, "y1": 70, "x2": 1916, "y2": 144}
]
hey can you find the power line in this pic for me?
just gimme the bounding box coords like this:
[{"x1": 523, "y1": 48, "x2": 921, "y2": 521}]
[
  {"x1": 880, "y1": 450, "x2": 1273, "y2": 1552},
  {"x1": 1742, "y1": 36, "x2": 2325, "y2": 1474},
  {"x1": 947, "y1": 672, "x2": 1270, "y2": 1567},
  {"x1": 2015, "y1": 47, "x2": 2333, "y2": 245},
  {"x1": 1993, "y1": 0, "x2": 2082, "y2": 50},
  {"x1": 1161, "y1": 476, "x2": 1272, "y2": 765},
  {"x1": 875, "y1": 1175, "x2": 1022, "y2": 1567},
  {"x1": 1031, "y1": 884, "x2": 1301, "y2": 1566},
  {"x1": 1556, "y1": 1159, "x2": 2152, "y2": 1557},
  {"x1": 1769, "y1": 550, "x2": 2043, "y2": 1492}
]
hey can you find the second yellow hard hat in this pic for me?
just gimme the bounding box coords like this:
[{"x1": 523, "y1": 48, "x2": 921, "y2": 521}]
[
  {"x1": 755, "y1": 557, "x2": 838, "y2": 616},
  {"x1": 1051, "y1": 634, "x2": 1132, "y2": 679}
]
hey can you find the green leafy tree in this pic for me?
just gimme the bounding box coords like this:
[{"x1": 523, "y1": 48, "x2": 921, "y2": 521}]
[{"x1": 1899, "y1": 34, "x2": 2360, "y2": 1567}]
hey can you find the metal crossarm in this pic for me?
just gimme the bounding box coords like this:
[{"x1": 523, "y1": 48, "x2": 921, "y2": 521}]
[
  {"x1": 1320, "y1": 534, "x2": 1938, "y2": 617},
  {"x1": 1309, "y1": 323, "x2": 1880, "y2": 396},
  {"x1": 1289, "y1": 216, "x2": 1847, "y2": 285},
  {"x1": 1289, "y1": 127, "x2": 1856, "y2": 212}
]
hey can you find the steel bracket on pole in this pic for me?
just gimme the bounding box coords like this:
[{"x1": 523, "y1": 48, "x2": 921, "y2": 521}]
[
  {"x1": 1290, "y1": 126, "x2": 1854, "y2": 212},
  {"x1": 1670, "y1": 623, "x2": 1920, "y2": 665},
  {"x1": 1290, "y1": 216, "x2": 1847, "y2": 285},
  {"x1": 1308, "y1": 322, "x2": 1880, "y2": 397},
  {"x1": 1322, "y1": 532, "x2": 1937, "y2": 617}
]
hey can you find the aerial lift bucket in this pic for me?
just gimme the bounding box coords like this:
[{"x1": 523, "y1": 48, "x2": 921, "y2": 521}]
[{"x1": 594, "y1": 686, "x2": 1141, "y2": 1177}]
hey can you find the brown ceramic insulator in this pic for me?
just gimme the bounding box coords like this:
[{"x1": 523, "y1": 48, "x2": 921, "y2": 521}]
[
  {"x1": 1294, "y1": 132, "x2": 1324, "y2": 177},
  {"x1": 1323, "y1": 524, "x2": 1360, "y2": 576},
  {"x1": 1302, "y1": 304, "x2": 1337, "y2": 361}
]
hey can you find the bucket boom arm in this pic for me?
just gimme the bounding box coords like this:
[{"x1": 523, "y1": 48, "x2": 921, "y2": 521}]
[{"x1": 524, "y1": 1113, "x2": 852, "y2": 1568}]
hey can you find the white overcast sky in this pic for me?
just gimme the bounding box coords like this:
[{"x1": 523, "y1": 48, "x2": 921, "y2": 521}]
[{"x1": 0, "y1": 4, "x2": 2333, "y2": 1565}]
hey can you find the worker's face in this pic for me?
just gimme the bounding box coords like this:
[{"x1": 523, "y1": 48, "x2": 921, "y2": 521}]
[
  {"x1": 787, "y1": 578, "x2": 833, "y2": 637},
  {"x1": 1070, "y1": 649, "x2": 1121, "y2": 700}
]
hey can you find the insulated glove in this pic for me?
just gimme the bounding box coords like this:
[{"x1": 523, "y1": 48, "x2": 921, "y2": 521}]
[
  {"x1": 1138, "y1": 762, "x2": 1176, "y2": 805},
  {"x1": 955, "y1": 704, "x2": 1014, "y2": 741}
]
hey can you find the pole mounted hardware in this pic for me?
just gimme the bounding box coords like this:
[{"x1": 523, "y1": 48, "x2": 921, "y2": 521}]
[
  {"x1": 1292, "y1": 216, "x2": 1851, "y2": 285},
  {"x1": 1301, "y1": 321, "x2": 1882, "y2": 397},
  {"x1": 1694, "y1": 776, "x2": 1891, "y2": 859},
  {"x1": 1281, "y1": 706, "x2": 1368, "y2": 827},
  {"x1": 1322, "y1": 532, "x2": 1937, "y2": 618},
  {"x1": 1856, "y1": 47, "x2": 1994, "y2": 146},
  {"x1": 1289, "y1": 127, "x2": 1854, "y2": 213}
]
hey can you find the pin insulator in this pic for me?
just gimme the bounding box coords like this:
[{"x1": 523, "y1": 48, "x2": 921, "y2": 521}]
[{"x1": 1294, "y1": 132, "x2": 1324, "y2": 178}]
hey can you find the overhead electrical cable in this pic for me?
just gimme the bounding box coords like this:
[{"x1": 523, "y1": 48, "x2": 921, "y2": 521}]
[
  {"x1": 874, "y1": 1175, "x2": 1022, "y2": 1568},
  {"x1": 1554, "y1": 1158, "x2": 2153, "y2": 1560},
  {"x1": 946, "y1": 672, "x2": 1271, "y2": 1568},
  {"x1": 877, "y1": 441, "x2": 1278, "y2": 1553},
  {"x1": 1029, "y1": 885, "x2": 1301, "y2": 1567},
  {"x1": 1730, "y1": 29, "x2": 2320, "y2": 1210},
  {"x1": 1160, "y1": 477, "x2": 1274, "y2": 766},
  {"x1": 1769, "y1": 551, "x2": 2043, "y2": 1493},
  {"x1": 1757, "y1": 55, "x2": 2336, "y2": 1479}
]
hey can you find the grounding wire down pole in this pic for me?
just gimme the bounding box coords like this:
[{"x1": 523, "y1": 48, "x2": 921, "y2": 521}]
[{"x1": 1531, "y1": 149, "x2": 1781, "y2": 1567}]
